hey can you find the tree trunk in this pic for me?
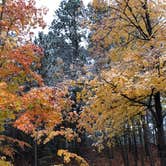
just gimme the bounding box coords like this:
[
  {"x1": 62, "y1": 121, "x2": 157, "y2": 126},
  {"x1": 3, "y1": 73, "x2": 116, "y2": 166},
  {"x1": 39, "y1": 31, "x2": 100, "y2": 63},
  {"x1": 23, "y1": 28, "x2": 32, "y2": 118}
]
[
  {"x1": 142, "y1": 116, "x2": 155, "y2": 166},
  {"x1": 132, "y1": 129, "x2": 138, "y2": 166},
  {"x1": 124, "y1": 135, "x2": 130, "y2": 166},
  {"x1": 118, "y1": 137, "x2": 129, "y2": 166},
  {"x1": 138, "y1": 122, "x2": 145, "y2": 166},
  {"x1": 154, "y1": 92, "x2": 166, "y2": 166}
]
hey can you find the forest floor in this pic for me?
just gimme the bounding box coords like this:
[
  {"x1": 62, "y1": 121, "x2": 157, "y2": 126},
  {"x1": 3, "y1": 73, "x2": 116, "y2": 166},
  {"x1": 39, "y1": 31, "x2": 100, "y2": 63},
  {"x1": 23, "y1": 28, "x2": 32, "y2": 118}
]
[
  {"x1": 41, "y1": 145, "x2": 160, "y2": 166},
  {"x1": 79, "y1": 146, "x2": 160, "y2": 166}
]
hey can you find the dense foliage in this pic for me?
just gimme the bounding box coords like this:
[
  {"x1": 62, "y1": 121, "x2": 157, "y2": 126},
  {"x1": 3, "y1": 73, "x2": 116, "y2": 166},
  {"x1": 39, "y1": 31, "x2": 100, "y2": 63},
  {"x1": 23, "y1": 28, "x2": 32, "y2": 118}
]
[
  {"x1": 35, "y1": 0, "x2": 88, "y2": 85},
  {"x1": 0, "y1": 0, "x2": 165, "y2": 166}
]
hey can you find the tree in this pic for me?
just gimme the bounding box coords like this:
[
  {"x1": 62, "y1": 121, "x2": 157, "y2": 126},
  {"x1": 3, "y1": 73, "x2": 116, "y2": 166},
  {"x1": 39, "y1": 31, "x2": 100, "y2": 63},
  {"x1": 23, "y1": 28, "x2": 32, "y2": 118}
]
[
  {"x1": 35, "y1": 0, "x2": 88, "y2": 85},
  {"x1": 79, "y1": 0, "x2": 166, "y2": 165},
  {"x1": 14, "y1": 86, "x2": 72, "y2": 143},
  {"x1": 0, "y1": 0, "x2": 47, "y2": 163},
  {"x1": 0, "y1": 0, "x2": 47, "y2": 131},
  {"x1": 50, "y1": 0, "x2": 85, "y2": 62},
  {"x1": 0, "y1": 0, "x2": 47, "y2": 88}
]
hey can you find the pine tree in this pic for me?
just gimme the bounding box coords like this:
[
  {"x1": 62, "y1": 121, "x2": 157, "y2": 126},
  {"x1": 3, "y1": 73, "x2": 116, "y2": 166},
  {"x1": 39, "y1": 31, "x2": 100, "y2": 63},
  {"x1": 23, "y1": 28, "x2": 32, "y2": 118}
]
[{"x1": 35, "y1": 0, "x2": 87, "y2": 85}]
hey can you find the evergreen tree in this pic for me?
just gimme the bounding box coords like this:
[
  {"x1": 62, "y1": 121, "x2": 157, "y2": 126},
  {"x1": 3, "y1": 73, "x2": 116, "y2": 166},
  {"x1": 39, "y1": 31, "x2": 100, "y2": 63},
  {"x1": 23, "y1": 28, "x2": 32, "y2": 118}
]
[{"x1": 35, "y1": 0, "x2": 87, "y2": 85}]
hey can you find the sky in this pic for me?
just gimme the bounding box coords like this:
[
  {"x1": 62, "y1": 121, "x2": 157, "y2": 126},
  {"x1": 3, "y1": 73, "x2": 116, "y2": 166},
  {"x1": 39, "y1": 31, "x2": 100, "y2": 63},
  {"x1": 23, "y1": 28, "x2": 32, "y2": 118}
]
[{"x1": 36, "y1": 0, "x2": 92, "y2": 33}]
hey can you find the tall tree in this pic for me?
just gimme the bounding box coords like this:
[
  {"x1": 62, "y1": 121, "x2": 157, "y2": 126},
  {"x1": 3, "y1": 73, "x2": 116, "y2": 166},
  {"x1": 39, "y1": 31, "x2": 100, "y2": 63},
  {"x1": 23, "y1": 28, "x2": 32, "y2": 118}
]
[
  {"x1": 0, "y1": 0, "x2": 47, "y2": 164},
  {"x1": 35, "y1": 0, "x2": 87, "y2": 85},
  {"x1": 50, "y1": 0, "x2": 85, "y2": 62},
  {"x1": 0, "y1": 0, "x2": 47, "y2": 131}
]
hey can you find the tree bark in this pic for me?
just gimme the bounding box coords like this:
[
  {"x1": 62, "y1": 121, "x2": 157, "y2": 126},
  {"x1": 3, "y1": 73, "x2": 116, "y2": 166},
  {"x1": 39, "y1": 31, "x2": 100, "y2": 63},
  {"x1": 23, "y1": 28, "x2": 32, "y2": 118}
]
[
  {"x1": 132, "y1": 129, "x2": 138, "y2": 166},
  {"x1": 138, "y1": 122, "x2": 145, "y2": 166},
  {"x1": 154, "y1": 92, "x2": 166, "y2": 166},
  {"x1": 142, "y1": 116, "x2": 155, "y2": 166}
]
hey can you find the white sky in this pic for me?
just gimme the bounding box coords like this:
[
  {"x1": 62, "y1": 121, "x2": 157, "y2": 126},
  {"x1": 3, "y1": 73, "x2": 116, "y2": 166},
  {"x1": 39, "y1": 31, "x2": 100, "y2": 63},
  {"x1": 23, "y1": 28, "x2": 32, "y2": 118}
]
[{"x1": 36, "y1": 0, "x2": 91, "y2": 32}]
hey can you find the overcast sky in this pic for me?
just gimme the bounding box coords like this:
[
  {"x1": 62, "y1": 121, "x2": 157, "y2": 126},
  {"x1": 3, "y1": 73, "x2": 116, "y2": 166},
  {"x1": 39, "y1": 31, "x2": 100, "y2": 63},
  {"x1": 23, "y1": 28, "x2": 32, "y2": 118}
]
[{"x1": 36, "y1": 0, "x2": 91, "y2": 32}]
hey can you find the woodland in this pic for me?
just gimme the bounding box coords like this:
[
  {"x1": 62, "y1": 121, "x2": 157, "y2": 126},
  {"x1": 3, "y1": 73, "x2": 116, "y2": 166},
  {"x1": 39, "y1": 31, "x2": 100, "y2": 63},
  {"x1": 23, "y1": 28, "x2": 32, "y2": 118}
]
[{"x1": 0, "y1": 0, "x2": 166, "y2": 166}]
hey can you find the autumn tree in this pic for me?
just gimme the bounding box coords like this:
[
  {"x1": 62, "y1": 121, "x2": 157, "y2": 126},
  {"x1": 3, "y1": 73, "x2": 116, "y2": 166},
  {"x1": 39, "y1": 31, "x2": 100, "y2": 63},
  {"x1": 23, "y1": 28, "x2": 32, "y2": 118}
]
[
  {"x1": 14, "y1": 86, "x2": 73, "y2": 143},
  {"x1": 0, "y1": 0, "x2": 46, "y2": 86},
  {"x1": 78, "y1": 0, "x2": 166, "y2": 165},
  {"x1": 0, "y1": 0, "x2": 48, "y2": 132},
  {"x1": 0, "y1": 0, "x2": 47, "y2": 163}
]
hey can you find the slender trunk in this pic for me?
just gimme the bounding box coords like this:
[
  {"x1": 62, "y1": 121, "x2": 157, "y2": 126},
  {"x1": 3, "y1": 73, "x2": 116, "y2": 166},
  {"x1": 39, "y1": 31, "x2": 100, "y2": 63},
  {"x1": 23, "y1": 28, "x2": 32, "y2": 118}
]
[
  {"x1": 152, "y1": 126, "x2": 157, "y2": 145},
  {"x1": 157, "y1": 125, "x2": 166, "y2": 166},
  {"x1": 138, "y1": 122, "x2": 145, "y2": 166},
  {"x1": 118, "y1": 137, "x2": 129, "y2": 166},
  {"x1": 124, "y1": 134, "x2": 130, "y2": 166},
  {"x1": 110, "y1": 145, "x2": 114, "y2": 159},
  {"x1": 128, "y1": 127, "x2": 132, "y2": 152},
  {"x1": 154, "y1": 92, "x2": 166, "y2": 166},
  {"x1": 132, "y1": 129, "x2": 138, "y2": 166},
  {"x1": 121, "y1": 134, "x2": 130, "y2": 166},
  {"x1": 142, "y1": 118, "x2": 150, "y2": 157},
  {"x1": 34, "y1": 139, "x2": 38, "y2": 166},
  {"x1": 142, "y1": 116, "x2": 155, "y2": 166}
]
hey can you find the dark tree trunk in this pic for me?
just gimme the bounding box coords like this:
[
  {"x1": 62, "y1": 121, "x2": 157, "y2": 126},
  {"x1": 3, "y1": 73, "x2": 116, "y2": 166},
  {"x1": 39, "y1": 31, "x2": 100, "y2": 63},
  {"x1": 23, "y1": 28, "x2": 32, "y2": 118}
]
[
  {"x1": 142, "y1": 116, "x2": 155, "y2": 166},
  {"x1": 154, "y1": 92, "x2": 166, "y2": 166},
  {"x1": 138, "y1": 122, "x2": 145, "y2": 166},
  {"x1": 118, "y1": 138, "x2": 128, "y2": 166},
  {"x1": 132, "y1": 129, "x2": 138, "y2": 166},
  {"x1": 127, "y1": 126, "x2": 132, "y2": 152},
  {"x1": 124, "y1": 135, "x2": 130, "y2": 166}
]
